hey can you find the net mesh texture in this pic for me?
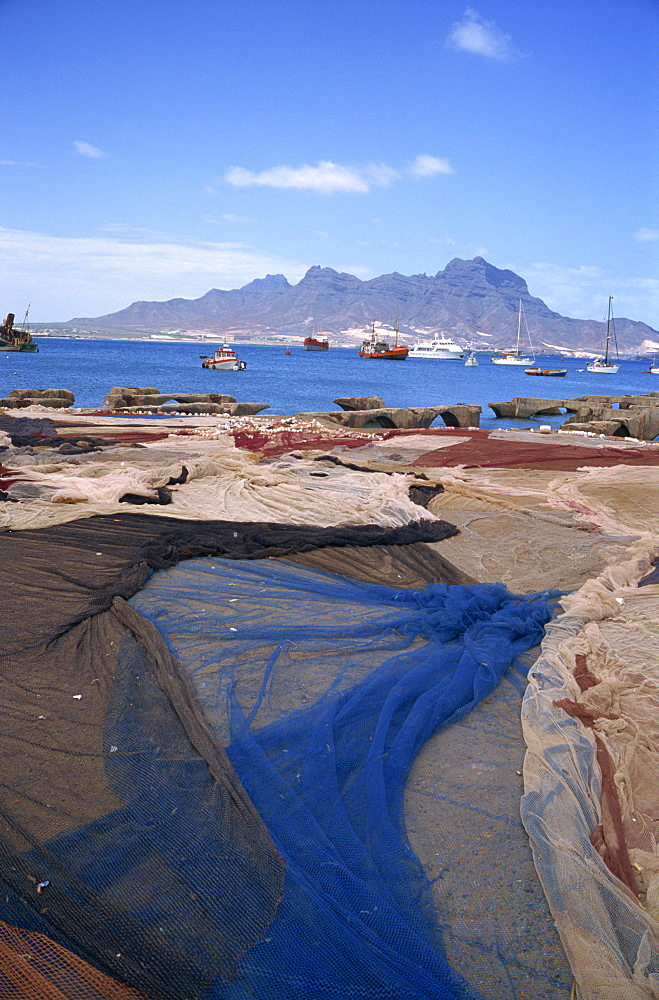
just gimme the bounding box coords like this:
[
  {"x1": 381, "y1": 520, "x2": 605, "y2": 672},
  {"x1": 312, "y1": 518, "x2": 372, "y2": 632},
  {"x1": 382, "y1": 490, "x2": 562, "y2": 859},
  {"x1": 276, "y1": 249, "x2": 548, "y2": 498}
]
[
  {"x1": 128, "y1": 556, "x2": 563, "y2": 999},
  {"x1": 0, "y1": 511, "x2": 570, "y2": 999}
]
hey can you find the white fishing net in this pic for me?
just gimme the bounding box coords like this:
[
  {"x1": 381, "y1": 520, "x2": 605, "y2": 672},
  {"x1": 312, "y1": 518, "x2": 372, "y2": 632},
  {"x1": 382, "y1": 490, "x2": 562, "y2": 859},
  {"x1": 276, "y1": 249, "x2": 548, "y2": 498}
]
[
  {"x1": 0, "y1": 434, "x2": 436, "y2": 530},
  {"x1": 522, "y1": 541, "x2": 659, "y2": 1000}
]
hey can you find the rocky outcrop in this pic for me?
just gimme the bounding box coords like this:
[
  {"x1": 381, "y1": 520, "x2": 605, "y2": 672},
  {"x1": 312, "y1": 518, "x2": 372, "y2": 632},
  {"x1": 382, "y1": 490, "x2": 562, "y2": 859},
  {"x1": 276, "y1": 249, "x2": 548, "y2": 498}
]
[
  {"x1": 490, "y1": 393, "x2": 659, "y2": 440},
  {"x1": 0, "y1": 389, "x2": 75, "y2": 408},
  {"x1": 102, "y1": 387, "x2": 268, "y2": 416},
  {"x1": 296, "y1": 404, "x2": 480, "y2": 430},
  {"x1": 489, "y1": 398, "x2": 565, "y2": 419},
  {"x1": 334, "y1": 396, "x2": 386, "y2": 411}
]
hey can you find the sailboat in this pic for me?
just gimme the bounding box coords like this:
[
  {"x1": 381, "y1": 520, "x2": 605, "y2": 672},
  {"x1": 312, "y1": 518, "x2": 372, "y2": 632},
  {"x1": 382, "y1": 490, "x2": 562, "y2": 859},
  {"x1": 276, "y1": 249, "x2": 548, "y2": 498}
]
[
  {"x1": 491, "y1": 300, "x2": 534, "y2": 365},
  {"x1": 464, "y1": 348, "x2": 478, "y2": 367},
  {"x1": 587, "y1": 297, "x2": 620, "y2": 373}
]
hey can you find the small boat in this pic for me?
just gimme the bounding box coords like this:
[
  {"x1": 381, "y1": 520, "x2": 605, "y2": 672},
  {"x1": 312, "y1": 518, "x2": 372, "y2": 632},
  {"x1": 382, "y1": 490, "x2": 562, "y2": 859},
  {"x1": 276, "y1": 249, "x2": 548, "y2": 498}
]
[
  {"x1": 643, "y1": 356, "x2": 659, "y2": 374},
  {"x1": 491, "y1": 300, "x2": 533, "y2": 366},
  {"x1": 0, "y1": 307, "x2": 39, "y2": 352},
  {"x1": 200, "y1": 344, "x2": 247, "y2": 370},
  {"x1": 359, "y1": 321, "x2": 408, "y2": 360},
  {"x1": 464, "y1": 350, "x2": 478, "y2": 367},
  {"x1": 524, "y1": 366, "x2": 568, "y2": 377},
  {"x1": 586, "y1": 297, "x2": 620, "y2": 373},
  {"x1": 284, "y1": 348, "x2": 291, "y2": 355},
  {"x1": 408, "y1": 332, "x2": 464, "y2": 360}
]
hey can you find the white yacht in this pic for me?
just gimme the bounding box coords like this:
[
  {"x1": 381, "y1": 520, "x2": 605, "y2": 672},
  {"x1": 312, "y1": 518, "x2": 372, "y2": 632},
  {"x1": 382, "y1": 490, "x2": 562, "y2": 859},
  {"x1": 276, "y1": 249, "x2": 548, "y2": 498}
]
[{"x1": 408, "y1": 333, "x2": 465, "y2": 360}]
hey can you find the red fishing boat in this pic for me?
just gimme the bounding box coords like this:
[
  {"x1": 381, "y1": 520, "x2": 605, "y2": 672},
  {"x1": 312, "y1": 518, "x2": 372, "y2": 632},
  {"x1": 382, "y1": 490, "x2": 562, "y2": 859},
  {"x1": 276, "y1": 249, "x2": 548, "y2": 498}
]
[
  {"x1": 303, "y1": 335, "x2": 329, "y2": 351},
  {"x1": 359, "y1": 322, "x2": 408, "y2": 360}
]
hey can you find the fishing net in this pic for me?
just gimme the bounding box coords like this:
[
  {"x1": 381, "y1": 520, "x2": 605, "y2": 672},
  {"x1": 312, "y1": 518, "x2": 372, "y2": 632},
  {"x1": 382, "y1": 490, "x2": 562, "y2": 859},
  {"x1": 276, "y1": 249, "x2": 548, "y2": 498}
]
[
  {"x1": 521, "y1": 542, "x2": 659, "y2": 999},
  {"x1": 0, "y1": 511, "x2": 572, "y2": 999},
  {"x1": 3, "y1": 413, "x2": 659, "y2": 998},
  {"x1": 126, "y1": 557, "x2": 562, "y2": 999},
  {"x1": 0, "y1": 431, "x2": 438, "y2": 531},
  {"x1": 231, "y1": 421, "x2": 659, "y2": 469}
]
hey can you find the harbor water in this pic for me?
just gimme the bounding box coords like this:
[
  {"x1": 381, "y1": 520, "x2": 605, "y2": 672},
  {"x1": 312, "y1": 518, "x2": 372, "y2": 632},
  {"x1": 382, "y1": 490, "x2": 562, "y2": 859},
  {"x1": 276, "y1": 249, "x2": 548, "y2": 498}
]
[{"x1": 2, "y1": 338, "x2": 658, "y2": 432}]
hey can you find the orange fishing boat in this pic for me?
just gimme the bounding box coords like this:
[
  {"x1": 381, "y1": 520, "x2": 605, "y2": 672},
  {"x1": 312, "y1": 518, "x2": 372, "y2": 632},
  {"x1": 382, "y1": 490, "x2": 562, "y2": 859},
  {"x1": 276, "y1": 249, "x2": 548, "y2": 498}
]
[{"x1": 359, "y1": 322, "x2": 408, "y2": 360}]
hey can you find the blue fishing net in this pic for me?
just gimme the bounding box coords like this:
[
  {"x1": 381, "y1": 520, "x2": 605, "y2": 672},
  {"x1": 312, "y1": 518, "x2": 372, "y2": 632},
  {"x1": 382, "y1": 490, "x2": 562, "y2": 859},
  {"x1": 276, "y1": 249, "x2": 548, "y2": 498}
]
[{"x1": 127, "y1": 557, "x2": 561, "y2": 999}]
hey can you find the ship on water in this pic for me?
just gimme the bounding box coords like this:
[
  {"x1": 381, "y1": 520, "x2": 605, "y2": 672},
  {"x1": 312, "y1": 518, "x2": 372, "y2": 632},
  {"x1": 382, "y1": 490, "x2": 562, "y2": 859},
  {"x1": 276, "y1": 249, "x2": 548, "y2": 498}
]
[
  {"x1": 359, "y1": 321, "x2": 408, "y2": 360},
  {"x1": 303, "y1": 326, "x2": 329, "y2": 351},
  {"x1": 0, "y1": 309, "x2": 39, "y2": 352}
]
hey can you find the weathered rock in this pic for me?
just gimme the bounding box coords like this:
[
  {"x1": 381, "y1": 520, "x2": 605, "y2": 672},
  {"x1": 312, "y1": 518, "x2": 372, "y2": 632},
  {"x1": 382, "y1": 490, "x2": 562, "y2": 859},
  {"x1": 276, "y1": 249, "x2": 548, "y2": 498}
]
[
  {"x1": 1, "y1": 395, "x2": 74, "y2": 409},
  {"x1": 207, "y1": 394, "x2": 237, "y2": 405},
  {"x1": 563, "y1": 405, "x2": 659, "y2": 440},
  {"x1": 618, "y1": 394, "x2": 659, "y2": 409},
  {"x1": 334, "y1": 396, "x2": 386, "y2": 411},
  {"x1": 139, "y1": 393, "x2": 213, "y2": 405},
  {"x1": 157, "y1": 402, "x2": 219, "y2": 414},
  {"x1": 408, "y1": 404, "x2": 481, "y2": 428},
  {"x1": 296, "y1": 404, "x2": 480, "y2": 430},
  {"x1": 489, "y1": 397, "x2": 566, "y2": 419},
  {"x1": 106, "y1": 386, "x2": 160, "y2": 397},
  {"x1": 103, "y1": 388, "x2": 241, "y2": 410},
  {"x1": 103, "y1": 387, "x2": 161, "y2": 407},
  {"x1": 9, "y1": 388, "x2": 75, "y2": 402},
  {"x1": 227, "y1": 402, "x2": 270, "y2": 416}
]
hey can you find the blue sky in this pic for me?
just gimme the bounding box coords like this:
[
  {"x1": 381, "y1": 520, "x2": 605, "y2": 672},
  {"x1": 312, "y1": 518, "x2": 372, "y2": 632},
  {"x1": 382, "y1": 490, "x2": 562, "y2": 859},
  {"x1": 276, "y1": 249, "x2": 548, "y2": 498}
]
[{"x1": 1, "y1": 0, "x2": 657, "y2": 325}]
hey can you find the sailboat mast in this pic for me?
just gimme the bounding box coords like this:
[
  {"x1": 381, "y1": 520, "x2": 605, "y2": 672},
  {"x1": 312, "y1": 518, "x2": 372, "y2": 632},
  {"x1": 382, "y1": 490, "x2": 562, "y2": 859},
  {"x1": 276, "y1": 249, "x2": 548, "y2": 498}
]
[
  {"x1": 516, "y1": 300, "x2": 522, "y2": 353},
  {"x1": 604, "y1": 296, "x2": 613, "y2": 364}
]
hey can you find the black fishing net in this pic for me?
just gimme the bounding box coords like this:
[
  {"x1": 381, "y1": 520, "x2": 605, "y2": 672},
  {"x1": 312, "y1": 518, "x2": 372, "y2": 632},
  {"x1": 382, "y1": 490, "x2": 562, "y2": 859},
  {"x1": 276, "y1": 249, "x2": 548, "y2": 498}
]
[{"x1": 4, "y1": 513, "x2": 512, "y2": 1000}]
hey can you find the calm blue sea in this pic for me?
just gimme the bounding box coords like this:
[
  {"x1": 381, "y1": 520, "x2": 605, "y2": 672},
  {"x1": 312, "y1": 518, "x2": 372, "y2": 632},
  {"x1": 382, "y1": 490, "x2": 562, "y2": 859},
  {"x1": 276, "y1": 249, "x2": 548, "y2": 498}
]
[{"x1": 2, "y1": 338, "x2": 658, "y2": 431}]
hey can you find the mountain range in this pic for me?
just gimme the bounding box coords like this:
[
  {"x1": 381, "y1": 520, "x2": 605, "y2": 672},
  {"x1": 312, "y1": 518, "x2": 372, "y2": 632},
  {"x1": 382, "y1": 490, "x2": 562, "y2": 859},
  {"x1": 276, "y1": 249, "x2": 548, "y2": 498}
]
[{"x1": 71, "y1": 257, "x2": 659, "y2": 355}]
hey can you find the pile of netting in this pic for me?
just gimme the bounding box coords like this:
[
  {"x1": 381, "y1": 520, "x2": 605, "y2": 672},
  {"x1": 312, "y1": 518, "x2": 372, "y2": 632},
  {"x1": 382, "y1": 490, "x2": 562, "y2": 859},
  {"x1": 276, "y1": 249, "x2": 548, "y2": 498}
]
[
  {"x1": 231, "y1": 422, "x2": 659, "y2": 469},
  {"x1": 0, "y1": 512, "x2": 570, "y2": 999},
  {"x1": 4, "y1": 412, "x2": 659, "y2": 999},
  {"x1": 0, "y1": 419, "x2": 439, "y2": 531},
  {"x1": 522, "y1": 542, "x2": 659, "y2": 999}
]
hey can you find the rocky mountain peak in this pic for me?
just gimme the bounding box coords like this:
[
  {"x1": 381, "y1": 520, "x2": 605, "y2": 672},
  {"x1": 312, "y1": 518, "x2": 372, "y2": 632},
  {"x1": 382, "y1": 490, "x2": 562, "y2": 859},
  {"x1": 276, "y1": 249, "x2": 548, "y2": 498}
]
[{"x1": 69, "y1": 257, "x2": 658, "y2": 354}]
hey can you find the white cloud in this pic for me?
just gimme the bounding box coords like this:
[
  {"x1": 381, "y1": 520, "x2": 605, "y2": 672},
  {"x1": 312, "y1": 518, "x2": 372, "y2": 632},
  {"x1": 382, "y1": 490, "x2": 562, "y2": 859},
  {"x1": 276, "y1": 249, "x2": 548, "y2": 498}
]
[
  {"x1": 447, "y1": 9, "x2": 519, "y2": 61},
  {"x1": 224, "y1": 156, "x2": 453, "y2": 194},
  {"x1": 361, "y1": 163, "x2": 400, "y2": 187},
  {"x1": 225, "y1": 161, "x2": 380, "y2": 194},
  {"x1": 634, "y1": 227, "x2": 659, "y2": 242},
  {"x1": 73, "y1": 140, "x2": 108, "y2": 159},
  {"x1": 97, "y1": 224, "x2": 161, "y2": 235},
  {"x1": 0, "y1": 226, "x2": 307, "y2": 320},
  {"x1": 408, "y1": 154, "x2": 453, "y2": 178},
  {"x1": 0, "y1": 159, "x2": 17, "y2": 166}
]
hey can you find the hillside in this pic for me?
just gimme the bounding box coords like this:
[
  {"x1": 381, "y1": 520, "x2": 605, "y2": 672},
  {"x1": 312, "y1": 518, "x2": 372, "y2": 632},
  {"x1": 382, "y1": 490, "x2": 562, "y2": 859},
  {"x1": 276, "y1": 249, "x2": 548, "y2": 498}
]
[{"x1": 70, "y1": 257, "x2": 659, "y2": 355}]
